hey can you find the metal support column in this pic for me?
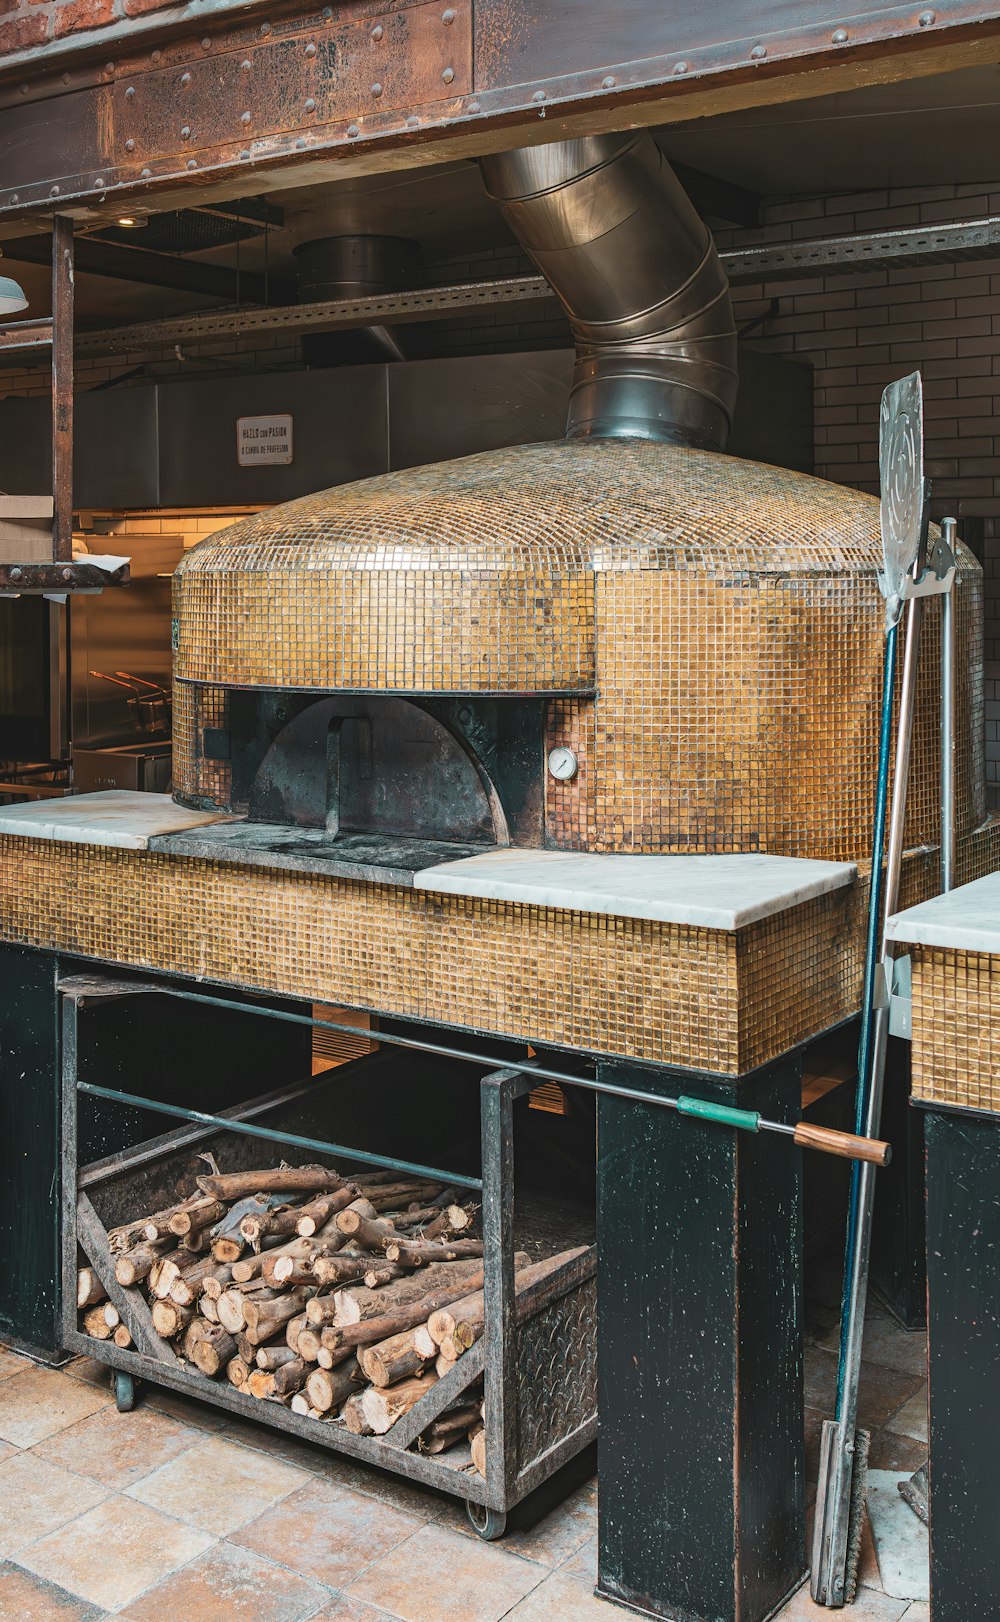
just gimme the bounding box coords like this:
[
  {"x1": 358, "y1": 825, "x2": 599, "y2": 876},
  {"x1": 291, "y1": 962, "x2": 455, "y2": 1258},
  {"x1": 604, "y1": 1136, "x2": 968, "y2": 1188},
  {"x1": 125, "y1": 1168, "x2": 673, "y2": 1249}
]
[
  {"x1": 595, "y1": 1055, "x2": 805, "y2": 1622},
  {"x1": 51, "y1": 217, "x2": 74, "y2": 563}
]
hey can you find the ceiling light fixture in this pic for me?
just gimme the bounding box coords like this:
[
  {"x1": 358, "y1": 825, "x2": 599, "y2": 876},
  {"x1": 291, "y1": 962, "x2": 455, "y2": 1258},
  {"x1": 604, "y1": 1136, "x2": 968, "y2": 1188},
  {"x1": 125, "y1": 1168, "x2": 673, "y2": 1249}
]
[{"x1": 0, "y1": 273, "x2": 28, "y2": 316}]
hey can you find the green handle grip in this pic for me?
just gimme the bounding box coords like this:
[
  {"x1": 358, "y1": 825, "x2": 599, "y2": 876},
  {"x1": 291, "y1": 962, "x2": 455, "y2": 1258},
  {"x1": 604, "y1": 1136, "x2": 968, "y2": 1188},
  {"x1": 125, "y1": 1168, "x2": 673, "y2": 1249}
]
[{"x1": 676, "y1": 1096, "x2": 762, "y2": 1133}]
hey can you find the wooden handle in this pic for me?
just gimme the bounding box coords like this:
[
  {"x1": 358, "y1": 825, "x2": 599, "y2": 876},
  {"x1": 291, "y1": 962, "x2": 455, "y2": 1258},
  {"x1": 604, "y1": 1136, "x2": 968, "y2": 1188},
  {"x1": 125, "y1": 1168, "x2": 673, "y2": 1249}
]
[{"x1": 793, "y1": 1122, "x2": 892, "y2": 1167}]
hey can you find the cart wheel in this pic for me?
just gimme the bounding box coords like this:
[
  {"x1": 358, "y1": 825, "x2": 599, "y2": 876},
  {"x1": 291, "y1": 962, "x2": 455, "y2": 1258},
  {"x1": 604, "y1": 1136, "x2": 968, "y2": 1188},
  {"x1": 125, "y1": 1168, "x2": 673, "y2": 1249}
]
[
  {"x1": 114, "y1": 1372, "x2": 136, "y2": 1413},
  {"x1": 465, "y1": 1501, "x2": 507, "y2": 1541}
]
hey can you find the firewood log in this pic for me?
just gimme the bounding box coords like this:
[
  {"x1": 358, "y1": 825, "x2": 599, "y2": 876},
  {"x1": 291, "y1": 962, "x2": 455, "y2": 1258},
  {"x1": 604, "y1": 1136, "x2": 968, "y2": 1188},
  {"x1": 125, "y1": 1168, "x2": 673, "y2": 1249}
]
[
  {"x1": 235, "y1": 1331, "x2": 257, "y2": 1363},
  {"x1": 234, "y1": 1237, "x2": 315, "y2": 1285},
  {"x1": 342, "y1": 1392, "x2": 375, "y2": 1435},
  {"x1": 363, "y1": 1262, "x2": 403, "y2": 1289},
  {"x1": 432, "y1": 1249, "x2": 588, "y2": 1360},
  {"x1": 255, "y1": 1344, "x2": 299, "y2": 1372},
  {"x1": 181, "y1": 1319, "x2": 214, "y2": 1361},
  {"x1": 359, "y1": 1329, "x2": 429, "y2": 1388},
  {"x1": 169, "y1": 1197, "x2": 226, "y2": 1238},
  {"x1": 420, "y1": 1205, "x2": 475, "y2": 1241},
  {"x1": 152, "y1": 1251, "x2": 202, "y2": 1299},
  {"x1": 294, "y1": 1188, "x2": 360, "y2": 1237},
  {"x1": 361, "y1": 1373, "x2": 438, "y2": 1436},
  {"x1": 470, "y1": 1425, "x2": 487, "y2": 1476},
  {"x1": 310, "y1": 1252, "x2": 374, "y2": 1288},
  {"x1": 172, "y1": 1260, "x2": 232, "y2": 1308},
  {"x1": 435, "y1": 1353, "x2": 452, "y2": 1378},
  {"x1": 227, "y1": 1356, "x2": 250, "y2": 1389},
  {"x1": 334, "y1": 1259, "x2": 489, "y2": 1327},
  {"x1": 335, "y1": 1209, "x2": 397, "y2": 1251},
  {"x1": 413, "y1": 1324, "x2": 437, "y2": 1359},
  {"x1": 191, "y1": 1324, "x2": 237, "y2": 1378},
  {"x1": 359, "y1": 1180, "x2": 442, "y2": 1210},
  {"x1": 248, "y1": 1357, "x2": 307, "y2": 1400},
  {"x1": 113, "y1": 1324, "x2": 133, "y2": 1351},
  {"x1": 82, "y1": 1302, "x2": 119, "y2": 1339},
  {"x1": 385, "y1": 1238, "x2": 485, "y2": 1266},
  {"x1": 201, "y1": 1267, "x2": 235, "y2": 1301},
  {"x1": 285, "y1": 1312, "x2": 308, "y2": 1353},
  {"x1": 198, "y1": 1166, "x2": 345, "y2": 1201},
  {"x1": 419, "y1": 1403, "x2": 482, "y2": 1454},
  {"x1": 313, "y1": 1263, "x2": 517, "y2": 1365},
  {"x1": 152, "y1": 1299, "x2": 195, "y2": 1339},
  {"x1": 115, "y1": 1239, "x2": 172, "y2": 1288},
  {"x1": 77, "y1": 1268, "x2": 107, "y2": 1309},
  {"x1": 180, "y1": 1227, "x2": 213, "y2": 1254},
  {"x1": 136, "y1": 1193, "x2": 209, "y2": 1243},
  {"x1": 200, "y1": 1294, "x2": 220, "y2": 1324},
  {"x1": 305, "y1": 1355, "x2": 363, "y2": 1413},
  {"x1": 295, "y1": 1326, "x2": 323, "y2": 1363},
  {"x1": 218, "y1": 1285, "x2": 278, "y2": 1336},
  {"x1": 243, "y1": 1289, "x2": 308, "y2": 1346}
]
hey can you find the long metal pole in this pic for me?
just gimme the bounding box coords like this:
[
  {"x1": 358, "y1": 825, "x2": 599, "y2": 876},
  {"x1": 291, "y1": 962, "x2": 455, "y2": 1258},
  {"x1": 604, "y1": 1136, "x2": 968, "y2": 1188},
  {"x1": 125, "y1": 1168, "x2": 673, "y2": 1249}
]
[
  {"x1": 940, "y1": 517, "x2": 957, "y2": 895},
  {"x1": 51, "y1": 216, "x2": 74, "y2": 563}
]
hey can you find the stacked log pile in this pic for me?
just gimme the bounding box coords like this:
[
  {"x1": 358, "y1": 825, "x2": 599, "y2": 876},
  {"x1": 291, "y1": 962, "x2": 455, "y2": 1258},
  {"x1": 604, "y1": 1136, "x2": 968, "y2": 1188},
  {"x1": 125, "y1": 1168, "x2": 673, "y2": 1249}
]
[{"x1": 79, "y1": 1161, "x2": 584, "y2": 1475}]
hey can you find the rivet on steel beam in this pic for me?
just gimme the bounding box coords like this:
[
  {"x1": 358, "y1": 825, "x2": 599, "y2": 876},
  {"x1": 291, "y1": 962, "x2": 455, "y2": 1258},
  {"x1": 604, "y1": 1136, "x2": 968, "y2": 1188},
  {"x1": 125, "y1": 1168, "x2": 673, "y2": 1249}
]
[
  {"x1": 125, "y1": 138, "x2": 135, "y2": 151},
  {"x1": 441, "y1": 66, "x2": 454, "y2": 83},
  {"x1": 467, "y1": 98, "x2": 480, "y2": 112},
  {"x1": 201, "y1": 35, "x2": 211, "y2": 48},
  {"x1": 602, "y1": 75, "x2": 615, "y2": 88},
  {"x1": 304, "y1": 97, "x2": 316, "y2": 111},
  {"x1": 181, "y1": 125, "x2": 191, "y2": 138},
  {"x1": 181, "y1": 72, "x2": 191, "y2": 86},
  {"x1": 9, "y1": 194, "x2": 17, "y2": 204},
  {"x1": 241, "y1": 111, "x2": 251, "y2": 123},
  {"x1": 372, "y1": 82, "x2": 382, "y2": 96},
  {"x1": 187, "y1": 159, "x2": 197, "y2": 169},
  {"x1": 918, "y1": 7, "x2": 935, "y2": 21},
  {"x1": 304, "y1": 42, "x2": 316, "y2": 56},
  {"x1": 242, "y1": 59, "x2": 252, "y2": 70},
  {"x1": 406, "y1": 115, "x2": 419, "y2": 127},
  {"x1": 673, "y1": 60, "x2": 688, "y2": 73},
  {"x1": 62, "y1": 568, "x2": 72, "y2": 581},
  {"x1": 50, "y1": 185, "x2": 60, "y2": 196},
  {"x1": 95, "y1": 177, "x2": 105, "y2": 188},
  {"x1": 322, "y1": 6, "x2": 332, "y2": 16},
  {"x1": 259, "y1": 21, "x2": 271, "y2": 35},
  {"x1": 239, "y1": 150, "x2": 251, "y2": 160},
  {"x1": 370, "y1": 23, "x2": 383, "y2": 39},
  {"x1": 151, "y1": 49, "x2": 161, "y2": 62},
  {"x1": 532, "y1": 88, "x2": 545, "y2": 101},
  {"x1": 140, "y1": 168, "x2": 151, "y2": 178},
  {"x1": 442, "y1": 7, "x2": 455, "y2": 20},
  {"x1": 295, "y1": 138, "x2": 306, "y2": 149},
  {"x1": 105, "y1": 61, "x2": 115, "y2": 73},
  {"x1": 9, "y1": 568, "x2": 21, "y2": 582},
  {"x1": 125, "y1": 85, "x2": 135, "y2": 98},
  {"x1": 19, "y1": 84, "x2": 28, "y2": 95},
  {"x1": 348, "y1": 123, "x2": 360, "y2": 137},
  {"x1": 831, "y1": 27, "x2": 848, "y2": 41},
  {"x1": 750, "y1": 43, "x2": 767, "y2": 59},
  {"x1": 62, "y1": 71, "x2": 71, "y2": 85}
]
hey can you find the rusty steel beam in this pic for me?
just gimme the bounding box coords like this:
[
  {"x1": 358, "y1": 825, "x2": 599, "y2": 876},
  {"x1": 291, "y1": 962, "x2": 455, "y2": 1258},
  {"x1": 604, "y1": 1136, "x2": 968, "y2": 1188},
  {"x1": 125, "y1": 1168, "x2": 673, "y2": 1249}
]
[
  {"x1": 51, "y1": 216, "x2": 73, "y2": 564},
  {"x1": 0, "y1": 2, "x2": 999, "y2": 223},
  {"x1": 0, "y1": 316, "x2": 53, "y2": 352}
]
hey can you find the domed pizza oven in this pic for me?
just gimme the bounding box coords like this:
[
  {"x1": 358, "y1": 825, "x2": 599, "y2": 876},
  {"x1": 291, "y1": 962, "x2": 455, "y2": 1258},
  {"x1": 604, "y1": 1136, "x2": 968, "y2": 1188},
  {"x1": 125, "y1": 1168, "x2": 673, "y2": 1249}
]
[{"x1": 171, "y1": 134, "x2": 983, "y2": 867}]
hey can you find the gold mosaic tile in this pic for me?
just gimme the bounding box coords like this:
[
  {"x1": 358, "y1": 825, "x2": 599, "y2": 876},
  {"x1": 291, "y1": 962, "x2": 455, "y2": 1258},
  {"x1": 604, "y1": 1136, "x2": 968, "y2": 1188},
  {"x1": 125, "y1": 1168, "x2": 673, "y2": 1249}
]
[
  {"x1": 173, "y1": 440, "x2": 984, "y2": 862},
  {"x1": 910, "y1": 947, "x2": 1000, "y2": 1113}
]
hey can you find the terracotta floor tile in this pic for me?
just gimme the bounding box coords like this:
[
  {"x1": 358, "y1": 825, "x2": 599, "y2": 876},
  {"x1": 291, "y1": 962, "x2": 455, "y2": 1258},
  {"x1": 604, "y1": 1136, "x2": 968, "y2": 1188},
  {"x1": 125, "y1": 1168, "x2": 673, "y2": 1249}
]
[
  {"x1": 232, "y1": 1477, "x2": 421, "y2": 1588},
  {"x1": 0, "y1": 1367, "x2": 110, "y2": 1448},
  {"x1": 311, "y1": 1453, "x2": 442, "y2": 1521},
  {"x1": 0, "y1": 1347, "x2": 27, "y2": 1382},
  {"x1": 62, "y1": 1357, "x2": 114, "y2": 1391},
  {"x1": 504, "y1": 1568, "x2": 624, "y2": 1619},
  {"x1": 561, "y1": 1534, "x2": 596, "y2": 1583},
  {"x1": 774, "y1": 1581, "x2": 910, "y2": 1620},
  {"x1": 127, "y1": 1434, "x2": 312, "y2": 1535},
  {"x1": 219, "y1": 1416, "x2": 336, "y2": 1475},
  {"x1": 0, "y1": 1565, "x2": 105, "y2": 1620},
  {"x1": 804, "y1": 1352, "x2": 924, "y2": 1433},
  {"x1": 348, "y1": 1522, "x2": 544, "y2": 1622},
  {"x1": 885, "y1": 1392, "x2": 928, "y2": 1444},
  {"x1": 17, "y1": 1496, "x2": 214, "y2": 1611},
  {"x1": 33, "y1": 1403, "x2": 201, "y2": 1491},
  {"x1": 118, "y1": 1541, "x2": 329, "y2": 1622},
  {"x1": 141, "y1": 1385, "x2": 228, "y2": 1432},
  {"x1": 868, "y1": 1431, "x2": 928, "y2": 1474},
  {"x1": 310, "y1": 1598, "x2": 397, "y2": 1621},
  {"x1": 438, "y1": 1480, "x2": 597, "y2": 1567},
  {"x1": 0, "y1": 1452, "x2": 110, "y2": 1558}
]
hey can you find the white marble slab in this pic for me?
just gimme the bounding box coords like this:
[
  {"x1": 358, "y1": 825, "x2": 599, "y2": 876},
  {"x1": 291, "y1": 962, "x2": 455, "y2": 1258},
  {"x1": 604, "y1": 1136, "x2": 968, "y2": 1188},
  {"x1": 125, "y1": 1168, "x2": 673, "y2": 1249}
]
[
  {"x1": 887, "y1": 871, "x2": 1000, "y2": 954},
  {"x1": 0, "y1": 791, "x2": 229, "y2": 850},
  {"x1": 414, "y1": 849, "x2": 856, "y2": 930},
  {"x1": 866, "y1": 1471, "x2": 930, "y2": 1602}
]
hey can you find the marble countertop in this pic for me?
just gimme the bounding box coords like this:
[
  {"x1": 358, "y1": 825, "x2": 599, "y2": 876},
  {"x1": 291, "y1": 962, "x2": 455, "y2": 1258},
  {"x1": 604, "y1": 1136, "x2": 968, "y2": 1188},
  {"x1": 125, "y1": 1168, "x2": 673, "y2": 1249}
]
[
  {"x1": 414, "y1": 848, "x2": 857, "y2": 930},
  {"x1": 887, "y1": 871, "x2": 1000, "y2": 953},
  {"x1": 0, "y1": 791, "x2": 229, "y2": 850}
]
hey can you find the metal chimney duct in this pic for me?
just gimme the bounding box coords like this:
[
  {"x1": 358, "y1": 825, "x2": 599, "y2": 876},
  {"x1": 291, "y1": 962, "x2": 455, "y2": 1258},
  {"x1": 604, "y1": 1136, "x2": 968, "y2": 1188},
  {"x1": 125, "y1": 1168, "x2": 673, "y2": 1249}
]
[{"x1": 480, "y1": 133, "x2": 739, "y2": 450}]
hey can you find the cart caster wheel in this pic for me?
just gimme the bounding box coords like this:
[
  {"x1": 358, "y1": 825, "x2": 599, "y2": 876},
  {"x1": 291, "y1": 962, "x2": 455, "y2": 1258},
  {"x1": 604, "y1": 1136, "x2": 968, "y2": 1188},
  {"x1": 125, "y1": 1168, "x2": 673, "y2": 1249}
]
[
  {"x1": 465, "y1": 1502, "x2": 507, "y2": 1541},
  {"x1": 114, "y1": 1372, "x2": 136, "y2": 1413}
]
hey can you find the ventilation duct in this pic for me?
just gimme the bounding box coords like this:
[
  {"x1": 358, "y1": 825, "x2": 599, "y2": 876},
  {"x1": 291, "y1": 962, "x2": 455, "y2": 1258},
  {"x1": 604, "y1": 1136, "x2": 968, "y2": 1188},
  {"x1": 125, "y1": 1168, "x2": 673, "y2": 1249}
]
[{"x1": 480, "y1": 133, "x2": 739, "y2": 450}]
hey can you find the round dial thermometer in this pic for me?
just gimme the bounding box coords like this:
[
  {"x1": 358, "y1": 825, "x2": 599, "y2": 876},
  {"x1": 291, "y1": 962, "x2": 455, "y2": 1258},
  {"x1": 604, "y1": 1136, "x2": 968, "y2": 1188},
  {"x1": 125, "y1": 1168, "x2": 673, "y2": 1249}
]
[{"x1": 547, "y1": 746, "x2": 579, "y2": 782}]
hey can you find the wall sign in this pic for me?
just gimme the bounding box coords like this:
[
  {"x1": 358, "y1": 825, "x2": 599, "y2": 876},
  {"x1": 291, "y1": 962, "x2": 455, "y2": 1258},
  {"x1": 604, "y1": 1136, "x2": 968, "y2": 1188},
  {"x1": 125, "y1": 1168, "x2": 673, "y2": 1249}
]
[{"x1": 237, "y1": 414, "x2": 293, "y2": 466}]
